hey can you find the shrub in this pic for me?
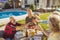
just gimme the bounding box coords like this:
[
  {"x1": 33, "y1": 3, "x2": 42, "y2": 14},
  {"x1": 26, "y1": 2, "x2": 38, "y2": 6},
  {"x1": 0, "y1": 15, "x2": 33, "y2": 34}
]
[{"x1": 30, "y1": 4, "x2": 35, "y2": 11}]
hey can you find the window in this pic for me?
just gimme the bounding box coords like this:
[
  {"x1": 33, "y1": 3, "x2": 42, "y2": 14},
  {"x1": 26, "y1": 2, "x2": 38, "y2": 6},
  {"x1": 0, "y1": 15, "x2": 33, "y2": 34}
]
[
  {"x1": 34, "y1": 0, "x2": 39, "y2": 5},
  {"x1": 25, "y1": 0, "x2": 27, "y2": 4},
  {"x1": 46, "y1": 0, "x2": 50, "y2": 7},
  {"x1": 36, "y1": 0, "x2": 39, "y2": 3},
  {"x1": 53, "y1": 0, "x2": 55, "y2": 5}
]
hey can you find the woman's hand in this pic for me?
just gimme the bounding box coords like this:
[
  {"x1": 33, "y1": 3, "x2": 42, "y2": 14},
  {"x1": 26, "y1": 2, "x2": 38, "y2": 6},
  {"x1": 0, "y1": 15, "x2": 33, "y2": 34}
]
[{"x1": 19, "y1": 22, "x2": 31, "y2": 29}]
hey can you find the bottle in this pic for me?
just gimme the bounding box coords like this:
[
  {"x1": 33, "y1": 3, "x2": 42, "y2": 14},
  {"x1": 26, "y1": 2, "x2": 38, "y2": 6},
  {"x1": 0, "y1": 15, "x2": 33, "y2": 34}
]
[{"x1": 25, "y1": 29, "x2": 28, "y2": 37}]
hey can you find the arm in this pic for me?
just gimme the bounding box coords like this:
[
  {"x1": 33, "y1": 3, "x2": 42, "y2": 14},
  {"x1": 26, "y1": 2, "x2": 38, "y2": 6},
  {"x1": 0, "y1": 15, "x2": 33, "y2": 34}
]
[
  {"x1": 25, "y1": 17, "x2": 28, "y2": 24},
  {"x1": 16, "y1": 22, "x2": 22, "y2": 26},
  {"x1": 24, "y1": 22, "x2": 31, "y2": 29},
  {"x1": 35, "y1": 15, "x2": 41, "y2": 20},
  {"x1": 16, "y1": 22, "x2": 26, "y2": 27},
  {"x1": 35, "y1": 15, "x2": 41, "y2": 22},
  {"x1": 39, "y1": 25, "x2": 49, "y2": 37}
]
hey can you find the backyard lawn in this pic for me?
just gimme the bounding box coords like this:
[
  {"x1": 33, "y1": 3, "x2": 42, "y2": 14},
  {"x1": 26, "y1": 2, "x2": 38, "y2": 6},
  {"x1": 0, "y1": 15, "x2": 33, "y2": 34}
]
[{"x1": 40, "y1": 12, "x2": 51, "y2": 30}]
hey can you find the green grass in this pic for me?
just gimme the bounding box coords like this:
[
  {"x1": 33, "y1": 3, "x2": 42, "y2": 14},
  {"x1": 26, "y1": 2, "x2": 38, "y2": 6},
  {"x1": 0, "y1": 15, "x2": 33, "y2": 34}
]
[
  {"x1": 39, "y1": 12, "x2": 51, "y2": 30},
  {"x1": 18, "y1": 20, "x2": 25, "y2": 24},
  {"x1": 40, "y1": 12, "x2": 51, "y2": 20},
  {"x1": 40, "y1": 23, "x2": 48, "y2": 30},
  {"x1": 0, "y1": 24, "x2": 5, "y2": 27}
]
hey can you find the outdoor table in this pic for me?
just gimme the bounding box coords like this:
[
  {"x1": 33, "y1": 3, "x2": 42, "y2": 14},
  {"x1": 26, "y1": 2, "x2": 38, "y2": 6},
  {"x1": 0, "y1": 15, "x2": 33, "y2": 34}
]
[
  {"x1": 0, "y1": 30, "x2": 46, "y2": 40},
  {"x1": 20, "y1": 34, "x2": 44, "y2": 40},
  {"x1": 16, "y1": 29, "x2": 44, "y2": 40}
]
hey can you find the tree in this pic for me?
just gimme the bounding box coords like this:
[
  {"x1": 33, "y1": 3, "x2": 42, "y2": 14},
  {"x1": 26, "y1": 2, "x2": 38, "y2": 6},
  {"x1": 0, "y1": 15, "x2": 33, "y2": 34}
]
[{"x1": 30, "y1": 4, "x2": 35, "y2": 11}]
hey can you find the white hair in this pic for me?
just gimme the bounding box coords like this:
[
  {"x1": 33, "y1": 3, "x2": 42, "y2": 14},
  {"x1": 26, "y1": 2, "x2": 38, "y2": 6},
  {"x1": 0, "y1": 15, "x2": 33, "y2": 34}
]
[{"x1": 48, "y1": 11, "x2": 60, "y2": 32}]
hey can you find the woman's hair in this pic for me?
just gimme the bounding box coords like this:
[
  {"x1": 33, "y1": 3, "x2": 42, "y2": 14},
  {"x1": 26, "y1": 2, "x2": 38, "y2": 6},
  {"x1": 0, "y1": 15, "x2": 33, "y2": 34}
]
[
  {"x1": 27, "y1": 8, "x2": 32, "y2": 12},
  {"x1": 27, "y1": 8, "x2": 33, "y2": 16},
  {"x1": 48, "y1": 11, "x2": 60, "y2": 32},
  {"x1": 10, "y1": 16, "x2": 15, "y2": 21}
]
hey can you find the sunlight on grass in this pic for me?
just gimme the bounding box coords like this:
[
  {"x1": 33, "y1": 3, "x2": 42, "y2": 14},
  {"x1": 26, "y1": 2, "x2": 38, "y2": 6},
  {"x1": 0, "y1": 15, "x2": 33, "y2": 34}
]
[
  {"x1": 18, "y1": 20, "x2": 25, "y2": 24},
  {"x1": 40, "y1": 23, "x2": 49, "y2": 30},
  {"x1": 40, "y1": 12, "x2": 51, "y2": 20}
]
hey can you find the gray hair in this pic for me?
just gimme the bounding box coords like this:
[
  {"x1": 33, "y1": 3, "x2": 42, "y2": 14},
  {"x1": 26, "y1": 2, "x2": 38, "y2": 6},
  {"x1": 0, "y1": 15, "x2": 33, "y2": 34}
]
[{"x1": 48, "y1": 11, "x2": 60, "y2": 32}]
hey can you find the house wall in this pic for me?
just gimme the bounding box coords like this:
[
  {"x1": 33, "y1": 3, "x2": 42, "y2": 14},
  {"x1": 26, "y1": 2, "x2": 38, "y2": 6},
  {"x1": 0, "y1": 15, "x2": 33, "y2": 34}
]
[
  {"x1": 55, "y1": 0, "x2": 60, "y2": 6},
  {"x1": 49, "y1": 0, "x2": 60, "y2": 7},
  {"x1": 49, "y1": 0, "x2": 53, "y2": 7},
  {"x1": 39, "y1": 0, "x2": 47, "y2": 8},
  {"x1": 21, "y1": 0, "x2": 60, "y2": 8},
  {"x1": 0, "y1": 2, "x2": 5, "y2": 8},
  {"x1": 42, "y1": 0, "x2": 47, "y2": 8},
  {"x1": 21, "y1": 0, "x2": 25, "y2": 8},
  {"x1": 27, "y1": 0, "x2": 34, "y2": 5}
]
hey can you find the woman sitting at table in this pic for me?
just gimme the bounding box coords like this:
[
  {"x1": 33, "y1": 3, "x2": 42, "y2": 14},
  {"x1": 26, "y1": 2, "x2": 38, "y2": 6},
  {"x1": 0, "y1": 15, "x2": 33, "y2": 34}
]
[
  {"x1": 26, "y1": 8, "x2": 41, "y2": 25},
  {"x1": 39, "y1": 11, "x2": 60, "y2": 40},
  {"x1": 25, "y1": 9, "x2": 40, "y2": 34}
]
